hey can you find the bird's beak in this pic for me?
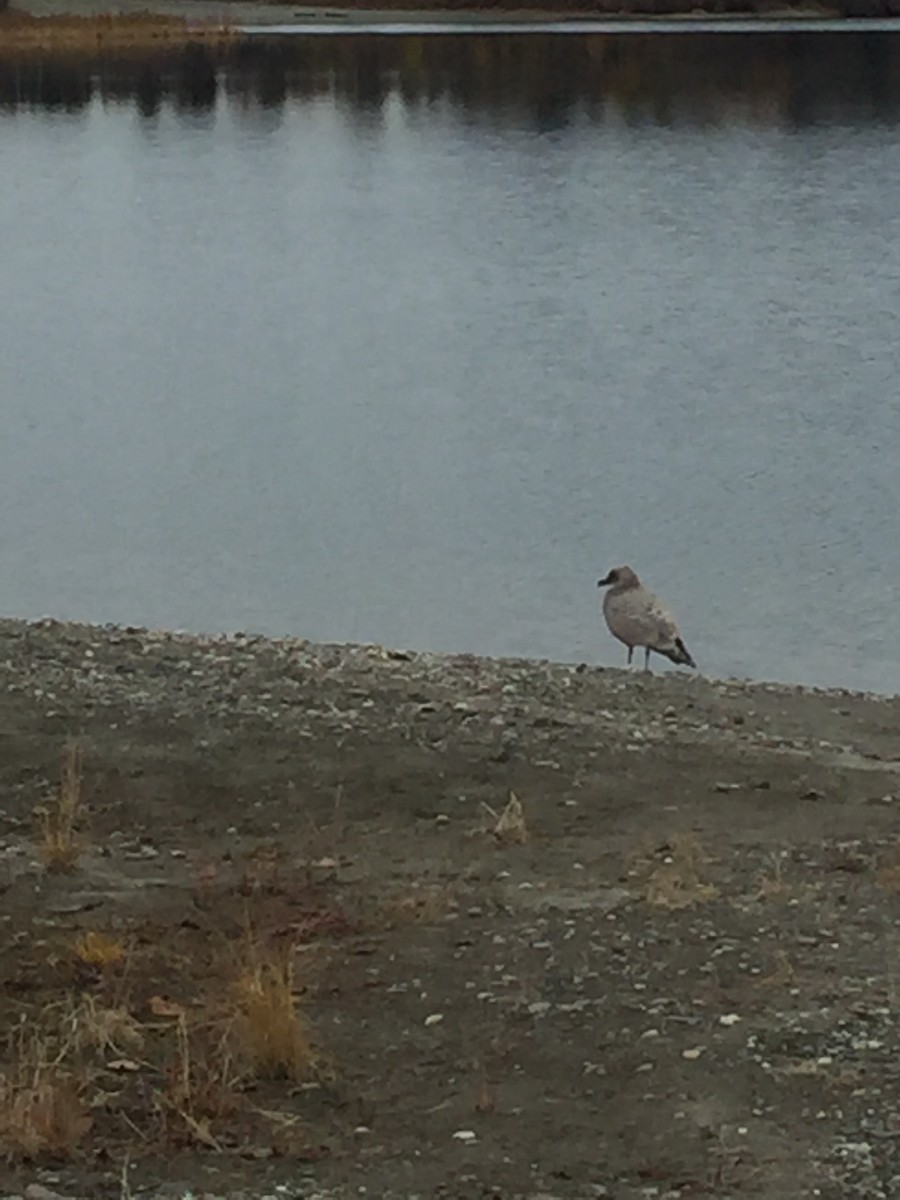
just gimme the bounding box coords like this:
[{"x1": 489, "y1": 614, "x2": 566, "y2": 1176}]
[{"x1": 597, "y1": 574, "x2": 612, "y2": 587}]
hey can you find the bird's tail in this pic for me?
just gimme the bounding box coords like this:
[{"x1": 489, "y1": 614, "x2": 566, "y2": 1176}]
[{"x1": 662, "y1": 637, "x2": 696, "y2": 669}]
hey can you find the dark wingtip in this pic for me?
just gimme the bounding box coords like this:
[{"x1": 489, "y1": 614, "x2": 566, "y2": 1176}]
[{"x1": 675, "y1": 637, "x2": 697, "y2": 669}]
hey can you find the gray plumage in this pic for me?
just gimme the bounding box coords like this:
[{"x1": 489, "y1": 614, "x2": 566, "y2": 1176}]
[{"x1": 597, "y1": 565, "x2": 696, "y2": 671}]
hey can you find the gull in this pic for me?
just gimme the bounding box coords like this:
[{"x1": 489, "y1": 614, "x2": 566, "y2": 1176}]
[{"x1": 597, "y1": 565, "x2": 696, "y2": 671}]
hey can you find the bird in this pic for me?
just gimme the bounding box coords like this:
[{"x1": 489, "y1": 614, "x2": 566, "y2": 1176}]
[{"x1": 597, "y1": 565, "x2": 696, "y2": 671}]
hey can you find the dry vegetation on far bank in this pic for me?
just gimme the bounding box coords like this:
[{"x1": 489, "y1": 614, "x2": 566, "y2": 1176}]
[{"x1": 0, "y1": 8, "x2": 236, "y2": 48}]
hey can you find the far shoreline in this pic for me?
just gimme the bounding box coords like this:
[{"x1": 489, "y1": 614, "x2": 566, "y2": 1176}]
[{"x1": 7, "y1": 0, "x2": 900, "y2": 41}]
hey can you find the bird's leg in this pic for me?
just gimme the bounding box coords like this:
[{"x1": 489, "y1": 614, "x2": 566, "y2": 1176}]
[
  {"x1": 627, "y1": 646, "x2": 633, "y2": 667},
  {"x1": 644, "y1": 647, "x2": 651, "y2": 672}
]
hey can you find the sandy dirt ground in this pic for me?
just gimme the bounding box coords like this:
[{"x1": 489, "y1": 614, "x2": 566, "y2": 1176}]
[{"x1": 1, "y1": 617, "x2": 900, "y2": 1198}]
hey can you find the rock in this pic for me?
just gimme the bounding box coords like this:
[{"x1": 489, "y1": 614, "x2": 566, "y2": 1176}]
[{"x1": 25, "y1": 1187, "x2": 69, "y2": 1200}]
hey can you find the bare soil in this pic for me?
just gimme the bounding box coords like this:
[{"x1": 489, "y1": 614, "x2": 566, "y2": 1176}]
[{"x1": 2, "y1": 618, "x2": 900, "y2": 1198}]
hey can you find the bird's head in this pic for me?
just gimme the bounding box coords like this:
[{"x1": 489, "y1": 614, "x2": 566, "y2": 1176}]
[{"x1": 597, "y1": 566, "x2": 639, "y2": 589}]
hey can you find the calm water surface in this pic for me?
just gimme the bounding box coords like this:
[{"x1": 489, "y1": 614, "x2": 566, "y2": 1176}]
[{"x1": 2, "y1": 33, "x2": 900, "y2": 692}]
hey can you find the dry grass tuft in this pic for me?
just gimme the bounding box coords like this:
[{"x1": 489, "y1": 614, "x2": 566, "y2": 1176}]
[
  {"x1": 754, "y1": 852, "x2": 792, "y2": 901},
  {"x1": 642, "y1": 833, "x2": 719, "y2": 910},
  {"x1": 877, "y1": 848, "x2": 900, "y2": 895},
  {"x1": 878, "y1": 863, "x2": 900, "y2": 894},
  {"x1": 480, "y1": 792, "x2": 528, "y2": 849},
  {"x1": 65, "y1": 996, "x2": 144, "y2": 1060},
  {"x1": 0, "y1": 990, "x2": 153, "y2": 1160},
  {"x1": 0, "y1": 1025, "x2": 92, "y2": 1160},
  {"x1": 474, "y1": 1067, "x2": 495, "y2": 1113},
  {"x1": 379, "y1": 884, "x2": 456, "y2": 927},
  {"x1": 237, "y1": 841, "x2": 286, "y2": 897},
  {"x1": 494, "y1": 792, "x2": 529, "y2": 844},
  {"x1": 74, "y1": 931, "x2": 127, "y2": 970},
  {"x1": 36, "y1": 743, "x2": 85, "y2": 873},
  {"x1": 158, "y1": 1015, "x2": 240, "y2": 1147},
  {"x1": 754, "y1": 949, "x2": 795, "y2": 989},
  {"x1": 229, "y1": 939, "x2": 313, "y2": 1082}
]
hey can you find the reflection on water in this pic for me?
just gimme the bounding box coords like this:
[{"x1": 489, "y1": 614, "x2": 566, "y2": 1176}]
[
  {"x1": 2, "y1": 32, "x2": 900, "y2": 693},
  {"x1": 3, "y1": 32, "x2": 900, "y2": 126}
]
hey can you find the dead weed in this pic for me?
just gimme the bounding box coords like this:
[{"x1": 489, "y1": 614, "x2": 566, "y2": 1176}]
[
  {"x1": 74, "y1": 931, "x2": 128, "y2": 971},
  {"x1": 0, "y1": 1021, "x2": 92, "y2": 1160},
  {"x1": 876, "y1": 847, "x2": 900, "y2": 894},
  {"x1": 35, "y1": 742, "x2": 86, "y2": 872},
  {"x1": 754, "y1": 949, "x2": 796, "y2": 988},
  {"x1": 639, "y1": 833, "x2": 719, "y2": 910},
  {"x1": 154, "y1": 1013, "x2": 240, "y2": 1150},
  {"x1": 228, "y1": 936, "x2": 314, "y2": 1082},
  {"x1": 379, "y1": 884, "x2": 456, "y2": 927},
  {"x1": 487, "y1": 792, "x2": 529, "y2": 845},
  {"x1": 754, "y1": 852, "x2": 794, "y2": 902}
]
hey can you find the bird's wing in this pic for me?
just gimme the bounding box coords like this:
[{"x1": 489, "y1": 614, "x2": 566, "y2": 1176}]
[
  {"x1": 606, "y1": 589, "x2": 675, "y2": 649},
  {"x1": 642, "y1": 595, "x2": 683, "y2": 650}
]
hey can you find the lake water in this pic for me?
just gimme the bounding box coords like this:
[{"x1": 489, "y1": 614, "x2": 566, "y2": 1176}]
[{"x1": 2, "y1": 31, "x2": 900, "y2": 693}]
